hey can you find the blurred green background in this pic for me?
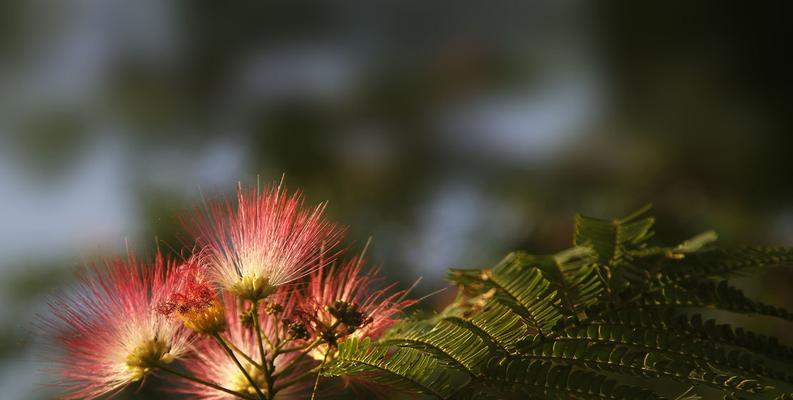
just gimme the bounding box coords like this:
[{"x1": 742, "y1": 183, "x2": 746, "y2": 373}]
[{"x1": 1, "y1": 2, "x2": 792, "y2": 399}]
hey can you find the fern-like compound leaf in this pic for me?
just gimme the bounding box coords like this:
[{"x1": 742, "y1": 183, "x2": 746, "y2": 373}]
[
  {"x1": 323, "y1": 337, "x2": 461, "y2": 399},
  {"x1": 480, "y1": 357, "x2": 667, "y2": 399},
  {"x1": 489, "y1": 252, "x2": 565, "y2": 333},
  {"x1": 380, "y1": 319, "x2": 492, "y2": 375}
]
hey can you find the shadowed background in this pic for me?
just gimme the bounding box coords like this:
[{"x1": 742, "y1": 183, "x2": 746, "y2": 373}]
[{"x1": 1, "y1": 2, "x2": 792, "y2": 399}]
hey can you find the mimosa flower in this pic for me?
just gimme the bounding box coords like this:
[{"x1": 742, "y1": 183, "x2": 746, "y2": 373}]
[
  {"x1": 301, "y1": 257, "x2": 416, "y2": 355},
  {"x1": 176, "y1": 293, "x2": 313, "y2": 399},
  {"x1": 41, "y1": 253, "x2": 192, "y2": 399},
  {"x1": 158, "y1": 258, "x2": 226, "y2": 335},
  {"x1": 189, "y1": 182, "x2": 344, "y2": 301}
]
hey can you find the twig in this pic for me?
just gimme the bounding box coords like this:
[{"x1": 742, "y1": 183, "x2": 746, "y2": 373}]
[
  {"x1": 156, "y1": 364, "x2": 255, "y2": 400},
  {"x1": 310, "y1": 351, "x2": 329, "y2": 400},
  {"x1": 213, "y1": 333, "x2": 267, "y2": 400}
]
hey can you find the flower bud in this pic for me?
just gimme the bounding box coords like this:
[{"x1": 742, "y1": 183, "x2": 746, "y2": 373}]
[{"x1": 286, "y1": 320, "x2": 310, "y2": 340}]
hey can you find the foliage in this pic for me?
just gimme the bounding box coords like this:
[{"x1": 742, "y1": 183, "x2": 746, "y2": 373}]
[{"x1": 323, "y1": 207, "x2": 793, "y2": 399}]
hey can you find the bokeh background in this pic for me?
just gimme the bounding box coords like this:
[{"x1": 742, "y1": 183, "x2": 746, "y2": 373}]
[{"x1": 1, "y1": 2, "x2": 792, "y2": 399}]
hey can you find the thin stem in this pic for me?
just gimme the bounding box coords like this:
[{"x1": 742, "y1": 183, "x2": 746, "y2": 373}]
[
  {"x1": 275, "y1": 336, "x2": 318, "y2": 356},
  {"x1": 251, "y1": 302, "x2": 269, "y2": 366},
  {"x1": 276, "y1": 319, "x2": 340, "y2": 379},
  {"x1": 212, "y1": 333, "x2": 268, "y2": 400},
  {"x1": 156, "y1": 364, "x2": 255, "y2": 400},
  {"x1": 310, "y1": 351, "x2": 329, "y2": 400},
  {"x1": 251, "y1": 301, "x2": 276, "y2": 397},
  {"x1": 276, "y1": 343, "x2": 311, "y2": 354},
  {"x1": 274, "y1": 339, "x2": 321, "y2": 378},
  {"x1": 224, "y1": 336, "x2": 264, "y2": 371},
  {"x1": 273, "y1": 339, "x2": 291, "y2": 354},
  {"x1": 273, "y1": 365, "x2": 322, "y2": 392},
  {"x1": 273, "y1": 310, "x2": 282, "y2": 348}
]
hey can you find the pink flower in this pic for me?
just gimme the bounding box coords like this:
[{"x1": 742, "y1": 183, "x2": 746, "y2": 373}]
[
  {"x1": 301, "y1": 257, "x2": 416, "y2": 348},
  {"x1": 175, "y1": 293, "x2": 313, "y2": 399},
  {"x1": 189, "y1": 182, "x2": 344, "y2": 301},
  {"x1": 158, "y1": 258, "x2": 227, "y2": 335},
  {"x1": 41, "y1": 253, "x2": 192, "y2": 399}
]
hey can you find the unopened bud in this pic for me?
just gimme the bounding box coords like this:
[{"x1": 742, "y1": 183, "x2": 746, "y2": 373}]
[
  {"x1": 326, "y1": 300, "x2": 369, "y2": 329},
  {"x1": 264, "y1": 302, "x2": 283, "y2": 315},
  {"x1": 286, "y1": 321, "x2": 310, "y2": 340},
  {"x1": 240, "y1": 310, "x2": 254, "y2": 328}
]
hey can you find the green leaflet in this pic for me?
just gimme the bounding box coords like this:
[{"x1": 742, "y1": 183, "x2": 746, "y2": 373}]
[
  {"x1": 489, "y1": 252, "x2": 564, "y2": 333},
  {"x1": 460, "y1": 299, "x2": 529, "y2": 354},
  {"x1": 654, "y1": 246, "x2": 793, "y2": 289},
  {"x1": 518, "y1": 335, "x2": 771, "y2": 395},
  {"x1": 531, "y1": 246, "x2": 603, "y2": 318},
  {"x1": 479, "y1": 358, "x2": 666, "y2": 400},
  {"x1": 380, "y1": 319, "x2": 492, "y2": 375},
  {"x1": 573, "y1": 205, "x2": 656, "y2": 267},
  {"x1": 322, "y1": 337, "x2": 461, "y2": 399},
  {"x1": 541, "y1": 321, "x2": 792, "y2": 388},
  {"x1": 593, "y1": 307, "x2": 793, "y2": 364},
  {"x1": 448, "y1": 247, "x2": 604, "y2": 321},
  {"x1": 638, "y1": 280, "x2": 793, "y2": 323},
  {"x1": 573, "y1": 206, "x2": 657, "y2": 294},
  {"x1": 631, "y1": 230, "x2": 719, "y2": 259}
]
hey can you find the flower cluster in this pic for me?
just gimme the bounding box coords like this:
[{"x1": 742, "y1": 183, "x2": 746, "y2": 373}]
[{"x1": 41, "y1": 181, "x2": 414, "y2": 400}]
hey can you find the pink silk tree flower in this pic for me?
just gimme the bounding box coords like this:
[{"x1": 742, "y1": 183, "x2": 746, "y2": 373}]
[
  {"x1": 175, "y1": 293, "x2": 314, "y2": 399},
  {"x1": 158, "y1": 258, "x2": 227, "y2": 335},
  {"x1": 301, "y1": 257, "x2": 417, "y2": 353},
  {"x1": 188, "y1": 182, "x2": 344, "y2": 301},
  {"x1": 40, "y1": 253, "x2": 192, "y2": 400}
]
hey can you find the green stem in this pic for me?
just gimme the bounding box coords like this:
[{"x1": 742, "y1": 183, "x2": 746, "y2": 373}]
[
  {"x1": 310, "y1": 351, "x2": 329, "y2": 400},
  {"x1": 251, "y1": 302, "x2": 270, "y2": 365},
  {"x1": 275, "y1": 341, "x2": 313, "y2": 354},
  {"x1": 273, "y1": 365, "x2": 322, "y2": 392},
  {"x1": 224, "y1": 336, "x2": 264, "y2": 371},
  {"x1": 251, "y1": 301, "x2": 276, "y2": 399},
  {"x1": 273, "y1": 310, "x2": 282, "y2": 348},
  {"x1": 156, "y1": 364, "x2": 255, "y2": 400},
  {"x1": 213, "y1": 333, "x2": 268, "y2": 400},
  {"x1": 276, "y1": 319, "x2": 340, "y2": 379},
  {"x1": 273, "y1": 339, "x2": 322, "y2": 379},
  {"x1": 275, "y1": 341, "x2": 312, "y2": 355}
]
